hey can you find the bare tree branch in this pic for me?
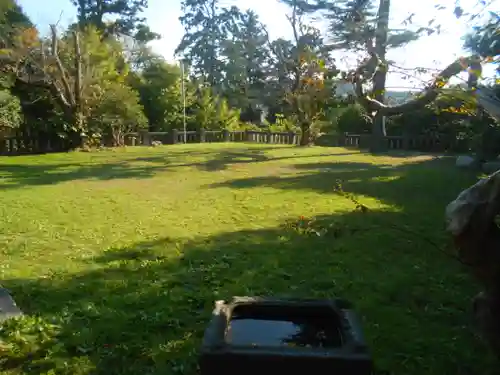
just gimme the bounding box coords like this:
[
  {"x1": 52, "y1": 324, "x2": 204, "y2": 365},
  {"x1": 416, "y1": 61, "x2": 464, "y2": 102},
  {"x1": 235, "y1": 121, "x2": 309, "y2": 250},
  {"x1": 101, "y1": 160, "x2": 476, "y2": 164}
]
[
  {"x1": 286, "y1": 0, "x2": 304, "y2": 94},
  {"x1": 354, "y1": 52, "x2": 481, "y2": 115},
  {"x1": 74, "y1": 30, "x2": 82, "y2": 107},
  {"x1": 261, "y1": 24, "x2": 280, "y2": 64},
  {"x1": 49, "y1": 24, "x2": 75, "y2": 106}
]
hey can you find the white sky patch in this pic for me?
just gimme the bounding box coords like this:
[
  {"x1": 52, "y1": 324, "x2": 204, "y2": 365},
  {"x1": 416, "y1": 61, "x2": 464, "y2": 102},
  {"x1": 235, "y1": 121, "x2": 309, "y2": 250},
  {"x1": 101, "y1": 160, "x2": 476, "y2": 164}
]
[{"x1": 18, "y1": 0, "x2": 500, "y2": 89}]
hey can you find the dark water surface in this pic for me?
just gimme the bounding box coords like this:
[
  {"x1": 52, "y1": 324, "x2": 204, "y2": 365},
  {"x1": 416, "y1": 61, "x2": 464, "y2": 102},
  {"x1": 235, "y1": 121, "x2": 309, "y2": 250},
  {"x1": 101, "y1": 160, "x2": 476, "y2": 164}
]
[{"x1": 225, "y1": 306, "x2": 343, "y2": 348}]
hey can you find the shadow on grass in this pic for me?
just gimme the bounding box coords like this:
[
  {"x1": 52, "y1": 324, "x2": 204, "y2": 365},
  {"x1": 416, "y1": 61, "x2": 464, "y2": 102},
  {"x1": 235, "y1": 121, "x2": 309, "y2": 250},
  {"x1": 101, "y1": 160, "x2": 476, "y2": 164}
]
[
  {"x1": 0, "y1": 146, "x2": 361, "y2": 189},
  {"x1": 2, "y1": 212, "x2": 495, "y2": 375},
  {"x1": 131, "y1": 147, "x2": 362, "y2": 172},
  {"x1": 2, "y1": 158, "x2": 496, "y2": 374},
  {"x1": 0, "y1": 162, "x2": 173, "y2": 189},
  {"x1": 209, "y1": 157, "x2": 476, "y2": 215}
]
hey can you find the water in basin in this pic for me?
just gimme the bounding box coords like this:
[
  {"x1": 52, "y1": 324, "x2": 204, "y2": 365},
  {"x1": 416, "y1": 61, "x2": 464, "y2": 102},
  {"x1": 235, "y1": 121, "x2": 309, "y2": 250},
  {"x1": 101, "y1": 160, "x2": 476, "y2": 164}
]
[{"x1": 225, "y1": 305, "x2": 342, "y2": 348}]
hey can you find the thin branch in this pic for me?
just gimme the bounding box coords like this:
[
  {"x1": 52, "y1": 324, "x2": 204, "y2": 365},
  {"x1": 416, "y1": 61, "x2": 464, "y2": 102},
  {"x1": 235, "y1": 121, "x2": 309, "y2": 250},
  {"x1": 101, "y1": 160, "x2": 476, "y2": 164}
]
[
  {"x1": 261, "y1": 24, "x2": 278, "y2": 60},
  {"x1": 286, "y1": 0, "x2": 304, "y2": 94},
  {"x1": 74, "y1": 30, "x2": 82, "y2": 108},
  {"x1": 388, "y1": 62, "x2": 441, "y2": 73},
  {"x1": 353, "y1": 53, "x2": 378, "y2": 110},
  {"x1": 48, "y1": 81, "x2": 73, "y2": 110},
  {"x1": 15, "y1": 74, "x2": 72, "y2": 108},
  {"x1": 55, "y1": 10, "x2": 64, "y2": 28},
  {"x1": 49, "y1": 24, "x2": 75, "y2": 106},
  {"x1": 288, "y1": 0, "x2": 300, "y2": 47},
  {"x1": 387, "y1": 68, "x2": 438, "y2": 86}
]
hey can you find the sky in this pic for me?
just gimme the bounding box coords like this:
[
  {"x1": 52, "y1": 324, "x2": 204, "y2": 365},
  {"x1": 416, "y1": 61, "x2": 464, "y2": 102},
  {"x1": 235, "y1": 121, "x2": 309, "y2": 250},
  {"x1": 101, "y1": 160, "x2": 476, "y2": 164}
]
[{"x1": 17, "y1": 0, "x2": 500, "y2": 90}]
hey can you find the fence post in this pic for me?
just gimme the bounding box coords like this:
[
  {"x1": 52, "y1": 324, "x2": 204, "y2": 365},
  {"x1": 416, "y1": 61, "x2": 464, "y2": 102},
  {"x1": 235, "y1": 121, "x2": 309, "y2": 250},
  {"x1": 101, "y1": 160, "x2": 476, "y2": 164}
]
[
  {"x1": 222, "y1": 129, "x2": 230, "y2": 142},
  {"x1": 140, "y1": 130, "x2": 151, "y2": 146},
  {"x1": 338, "y1": 132, "x2": 346, "y2": 147},
  {"x1": 288, "y1": 132, "x2": 294, "y2": 145},
  {"x1": 401, "y1": 127, "x2": 410, "y2": 150},
  {"x1": 359, "y1": 134, "x2": 371, "y2": 149},
  {"x1": 200, "y1": 128, "x2": 206, "y2": 142},
  {"x1": 402, "y1": 134, "x2": 410, "y2": 150},
  {"x1": 171, "y1": 129, "x2": 178, "y2": 144},
  {"x1": 267, "y1": 130, "x2": 272, "y2": 143}
]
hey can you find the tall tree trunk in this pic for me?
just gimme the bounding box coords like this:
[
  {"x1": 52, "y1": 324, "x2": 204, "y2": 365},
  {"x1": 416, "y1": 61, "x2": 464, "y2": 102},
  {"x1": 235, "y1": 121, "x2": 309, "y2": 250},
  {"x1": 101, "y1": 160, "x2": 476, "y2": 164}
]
[
  {"x1": 370, "y1": 0, "x2": 390, "y2": 152},
  {"x1": 72, "y1": 109, "x2": 85, "y2": 148},
  {"x1": 300, "y1": 119, "x2": 311, "y2": 146}
]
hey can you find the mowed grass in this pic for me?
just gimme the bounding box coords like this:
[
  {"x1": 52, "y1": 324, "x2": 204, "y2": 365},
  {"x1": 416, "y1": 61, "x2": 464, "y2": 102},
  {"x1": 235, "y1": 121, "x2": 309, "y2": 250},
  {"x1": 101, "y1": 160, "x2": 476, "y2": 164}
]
[{"x1": 0, "y1": 143, "x2": 496, "y2": 374}]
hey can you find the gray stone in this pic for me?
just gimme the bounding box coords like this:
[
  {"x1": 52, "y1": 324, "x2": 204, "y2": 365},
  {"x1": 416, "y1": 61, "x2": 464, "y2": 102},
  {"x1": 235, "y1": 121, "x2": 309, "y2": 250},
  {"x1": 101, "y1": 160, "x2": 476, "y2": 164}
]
[
  {"x1": 446, "y1": 168, "x2": 500, "y2": 235},
  {"x1": 483, "y1": 161, "x2": 500, "y2": 175},
  {"x1": 456, "y1": 155, "x2": 476, "y2": 168},
  {"x1": 0, "y1": 287, "x2": 22, "y2": 322}
]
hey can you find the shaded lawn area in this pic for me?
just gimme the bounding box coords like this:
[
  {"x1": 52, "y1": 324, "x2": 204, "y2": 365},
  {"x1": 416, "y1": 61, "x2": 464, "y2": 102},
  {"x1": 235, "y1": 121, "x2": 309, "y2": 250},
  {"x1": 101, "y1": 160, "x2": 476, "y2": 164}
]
[{"x1": 0, "y1": 143, "x2": 496, "y2": 374}]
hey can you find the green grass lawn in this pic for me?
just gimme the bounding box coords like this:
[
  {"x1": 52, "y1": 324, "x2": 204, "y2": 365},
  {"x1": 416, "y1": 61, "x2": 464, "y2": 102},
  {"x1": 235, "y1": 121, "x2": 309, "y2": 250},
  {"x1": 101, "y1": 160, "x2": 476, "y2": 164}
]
[{"x1": 0, "y1": 143, "x2": 497, "y2": 374}]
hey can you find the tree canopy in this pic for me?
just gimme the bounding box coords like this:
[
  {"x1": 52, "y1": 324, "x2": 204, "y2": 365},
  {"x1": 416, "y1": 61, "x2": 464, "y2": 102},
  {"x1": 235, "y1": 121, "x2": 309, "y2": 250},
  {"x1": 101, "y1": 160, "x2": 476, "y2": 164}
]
[
  {"x1": 71, "y1": 0, "x2": 159, "y2": 42},
  {"x1": 0, "y1": 0, "x2": 497, "y2": 150}
]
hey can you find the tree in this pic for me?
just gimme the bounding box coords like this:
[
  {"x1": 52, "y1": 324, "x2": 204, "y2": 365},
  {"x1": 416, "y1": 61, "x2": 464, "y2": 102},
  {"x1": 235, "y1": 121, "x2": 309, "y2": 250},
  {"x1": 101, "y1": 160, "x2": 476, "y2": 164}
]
[
  {"x1": 464, "y1": 13, "x2": 500, "y2": 73},
  {"x1": 274, "y1": 0, "x2": 339, "y2": 144},
  {"x1": 219, "y1": 10, "x2": 270, "y2": 113},
  {"x1": 306, "y1": 0, "x2": 425, "y2": 150},
  {"x1": 217, "y1": 97, "x2": 241, "y2": 129},
  {"x1": 0, "y1": 0, "x2": 32, "y2": 48},
  {"x1": 316, "y1": 0, "x2": 420, "y2": 51},
  {"x1": 176, "y1": 0, "x2": 239, "y2": 90},
  {"x1": 70, "y1": 0, "x2": 159, "y2": 42},
  {"x1": 88, "y1": 81, "x2": 147, "y2": 146},
  {"x1": 190, "y1": 87, "x2": 219, "y2": 130},
  {"x1": 122, "y1": 38, "x2": 162, "y2": 71},
  {"x1": 0, "y1": 0, "x2": 31, "y2": 135},
  {"x1": 131, "y1": 56, "x2": 194, "y2": 131},
  {"x1": 310, "y1": 0, "x2": 485, "y2": 151},
  {"x1": 0, "y1": 75, "x2": 21, "y2": 134},
  {"x1": 176, "y1": 0, "x2": 218, "y2": 86},
  {"x1": 0, "y1": 2, "x2": 67, "y2": 148},
  {"x1": 2, "y1": 24, "x2": 136, "y2": 147}
]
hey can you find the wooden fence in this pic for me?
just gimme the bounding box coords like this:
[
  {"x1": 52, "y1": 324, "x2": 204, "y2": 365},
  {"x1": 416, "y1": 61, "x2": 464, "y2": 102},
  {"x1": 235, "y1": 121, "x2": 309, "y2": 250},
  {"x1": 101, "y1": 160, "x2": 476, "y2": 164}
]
[
  {"x1": 341, "y1": 133, "x2": 470, "y2": 153},
  {"x1": 0, "y1": 129, "x2": 300, "y2": 155},
  {"x1": 0, "y1": 136, "x2": 69, "y2": 156},
  {"x1": 123, "y1": 129, "x2": 299, "y2": 147},
  {"x1": 0, "y1": 129, "x2": 470, "y2": 156}
]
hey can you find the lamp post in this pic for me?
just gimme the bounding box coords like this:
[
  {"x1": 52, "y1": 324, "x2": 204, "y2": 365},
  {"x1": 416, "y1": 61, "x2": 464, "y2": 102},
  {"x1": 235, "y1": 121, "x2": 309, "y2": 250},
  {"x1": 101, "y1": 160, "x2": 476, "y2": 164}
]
[{"x1": 180, "y1": 59, "x2": 187, "y2": 144}]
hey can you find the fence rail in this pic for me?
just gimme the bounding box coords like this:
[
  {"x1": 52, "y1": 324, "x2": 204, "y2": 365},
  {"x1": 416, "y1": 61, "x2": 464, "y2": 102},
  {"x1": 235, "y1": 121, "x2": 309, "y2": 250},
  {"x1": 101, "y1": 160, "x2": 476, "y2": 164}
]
[
  {"x1": 341, "y1": 133, "x2": 469, "y2": 153},
  {"x1": 0, "y1": 129, "x2": 300, "y2": 156},
  {"x1": 0, "y1": 136, "x2": 69, "y2": 156},
  {"x1": 122, "y1": 129, "x2": 299, "y2": 148},
  {"x1": 0, "y1": 129, "x2": 469, "y2": 156}
]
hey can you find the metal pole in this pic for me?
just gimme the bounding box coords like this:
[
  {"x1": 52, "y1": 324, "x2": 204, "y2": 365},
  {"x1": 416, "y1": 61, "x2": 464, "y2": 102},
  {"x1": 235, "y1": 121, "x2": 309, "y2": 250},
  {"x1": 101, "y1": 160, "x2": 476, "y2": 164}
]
[{"x1": 180, "y1": 60, "x2": 187, "y2": 144}]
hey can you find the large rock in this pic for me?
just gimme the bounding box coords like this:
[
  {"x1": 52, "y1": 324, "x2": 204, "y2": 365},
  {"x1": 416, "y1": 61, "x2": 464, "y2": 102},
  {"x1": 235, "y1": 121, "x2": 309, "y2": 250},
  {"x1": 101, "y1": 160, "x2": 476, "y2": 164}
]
[
  {"x1": 446, "y1": 169, "x2": 500, "y2": 357},
  {"x1": 0, "y1": 287, "x2": 22, "y2": 322},
  {"x1": 455, "y1": 155, "x2": 476, "y2": 168}
]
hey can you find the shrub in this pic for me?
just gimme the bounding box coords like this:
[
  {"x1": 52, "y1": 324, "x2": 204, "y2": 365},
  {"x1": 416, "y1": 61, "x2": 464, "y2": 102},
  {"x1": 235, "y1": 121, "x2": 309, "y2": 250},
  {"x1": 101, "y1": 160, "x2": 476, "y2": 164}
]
[
  {"x1": 267, "y1": 113, "x2": 299, "y2": 133},
  {"x1": 88, "y1": 82, "x2": 147, "y2": 146},
  {"x1": 337, "y1": 104, "x2": 372, "y2": 134},
  {"x1": 218, "y1": 99, "x2": 241, "y2": 129}
]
